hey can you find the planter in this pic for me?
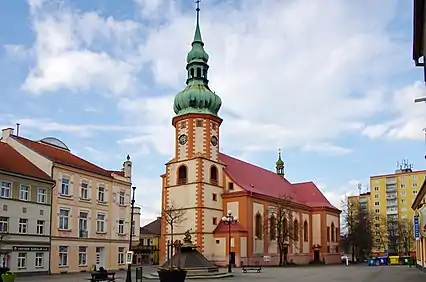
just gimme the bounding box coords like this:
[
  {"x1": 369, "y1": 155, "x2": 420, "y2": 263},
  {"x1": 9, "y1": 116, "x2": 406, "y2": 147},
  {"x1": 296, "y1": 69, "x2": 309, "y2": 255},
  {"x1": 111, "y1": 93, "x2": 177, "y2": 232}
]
[
  {"x1": 158, "y1": 269, "x2": 187, "y2": 282},
  {"x1": 1, "y1": 274, "x2": 16, "y2": 282}
]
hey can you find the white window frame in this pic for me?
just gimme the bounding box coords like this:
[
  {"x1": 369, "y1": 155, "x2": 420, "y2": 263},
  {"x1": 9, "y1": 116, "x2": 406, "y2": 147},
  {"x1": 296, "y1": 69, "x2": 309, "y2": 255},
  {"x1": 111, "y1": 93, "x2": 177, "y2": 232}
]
[
  {"x1": 119, "y1": 191, "x2": 125, "y2": 205},
  {"x1": 401, "y1": 191, "x2": 406, "y2": 196},
  {"x1": 19, "y1": 218, "x2": 28, "y2": 234},
  {"x1": 37, "y1": 220, "x2": 45, "y2": 235},
  {"x1": 118, "y1": 219, "x2": 125, "y2": 235},
  {"x1": 59, "y1": 246, "x2": 68, "y2": 267},
  {"x1": 17, "y1": 252, "x2": 27, "y2": 269},
  {"x1": 35, "y1": 252, "x2": 44, "y2": 268},
  {"x1": 96, "y1": 213, "x2": 106, "y2": 233},
  {"x1": 59, "y1": 208, "x2": 70, "y2": 230},
  {"x1": 80, "y1": 182, "x2": 89, "y2": 199},
  {"x1": 37, "y1": 187, "x2": 46, "y2": 203},
  {"x1": 97, "y1": 186, "x2": 105, "y2": 202},
  {"x1": 78, "y1": 246, "x2": 87, "y2": 266},
  {"x1": 118, "y1": 247, "x2": 125, "y2": 264},
  {"x1": 374, "y1": 202, "x2": 379, "y2": 206},
  {"x1": 0, "y1": 217, "x2": 8, "y2": 232},
  {"x1": 19, "y1": 184, "x2": 30, "y2": 201},
  {"x1": 0, "y1": 181, "x2": 11, "y2": 198},
  {"x1": 60, "y1": 178, "x2": 70, "y2": 196}
]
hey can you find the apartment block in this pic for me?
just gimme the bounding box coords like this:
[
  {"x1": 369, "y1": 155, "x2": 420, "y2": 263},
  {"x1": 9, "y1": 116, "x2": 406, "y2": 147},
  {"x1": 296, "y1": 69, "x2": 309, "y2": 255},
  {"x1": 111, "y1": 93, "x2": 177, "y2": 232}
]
[
  {"x1": 1, "y1": 128, "x2": 141, "y2": 274},
  {"x1": 370, "y1": 163, "x2": 424, "y2": 253},
  {"x1": 0, "y1": 142, "x2": 55, "y2": 274}
]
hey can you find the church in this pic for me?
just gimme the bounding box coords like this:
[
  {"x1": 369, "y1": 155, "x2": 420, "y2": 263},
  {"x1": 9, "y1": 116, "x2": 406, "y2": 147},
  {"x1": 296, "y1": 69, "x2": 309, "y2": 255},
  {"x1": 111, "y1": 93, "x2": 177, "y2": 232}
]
[{"x1": 159, "y1": 5, "x2": 341, "y2": 266}]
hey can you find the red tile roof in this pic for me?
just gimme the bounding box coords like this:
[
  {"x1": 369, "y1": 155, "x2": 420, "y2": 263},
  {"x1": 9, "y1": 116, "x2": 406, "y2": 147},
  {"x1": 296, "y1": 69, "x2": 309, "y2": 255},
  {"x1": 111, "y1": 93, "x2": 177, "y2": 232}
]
[
  {"x1": 219, "y1": 153, "x2": 337, "y2": 211},
  {"x1": 108, "y1": 170, "x2": 125, "y2": 177},
  {"x1": 140, "y1": 217, "x2": 161, "y2": 235},
  {"x1": 0, "y1": 142, "x2": 53, "y2": 182},
  {"x1": 13, "y1": 136, "x2": 112, "y2": 178},
  {"x1": 213, "y1": 221, "x2": 247, "y2": 233}
]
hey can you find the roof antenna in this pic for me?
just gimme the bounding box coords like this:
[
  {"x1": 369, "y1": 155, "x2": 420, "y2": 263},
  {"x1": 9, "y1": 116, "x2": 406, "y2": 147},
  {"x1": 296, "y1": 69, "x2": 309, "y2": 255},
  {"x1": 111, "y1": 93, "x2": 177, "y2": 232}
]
[
  {"x1": 16, "y1": 123, "x2": 20, "y2": 137},
  {"x1": 357, "y1": 183, "x2": 362, "y2": 195}
]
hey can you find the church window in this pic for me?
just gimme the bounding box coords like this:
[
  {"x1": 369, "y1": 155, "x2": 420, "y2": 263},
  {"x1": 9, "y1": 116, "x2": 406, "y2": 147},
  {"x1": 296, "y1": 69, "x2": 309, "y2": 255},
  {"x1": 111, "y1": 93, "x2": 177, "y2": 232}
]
[
  {"x1": 255, "y1": 213, "x2": 262, "y2": 240},
  {"x1": 331, "y1": 222, "x2": 335, "y2": 242},
  {"x1": 212, "y1": 193, "x2": 217, "y2": 201},
  {"x1": 210, "y1": 166, "x2": 218, "y2": 184},
  {"x1": 269, "y1": 215, "x2": 276, "y2": 241},
  {"x1": 293, "y1": 220, "x2": 299, "y2": 241},
  {"x1": 190, "y1": 68, "x2": 194, "y2": 78},
  {"x1": 303, "y1": 220, "x2": 308, "y2": 242},
  {"x1": 177, "y1": 165, "x2": 187, "y2": 185},
  {"x1": 212, "y1": 123, "x2": 217, "y2": 130},
  {"x1": 212, "y1": 217, "x2": 217, "y2": 225},
  {"x1": 335, "y1": 227, "x2": 338, "y2": 242},
  {"x1": 180, "y1": 121, "x2": 186, "y2": 129},
  {"x1": 196, "y1": 120, "x2": 203, "y2": 127},
  {"x1": 327, "y1": 226, "x2": 330, "y2": 242},
  {"x1": 196, "y1": 67, "x2": 201, "y2": 77}
]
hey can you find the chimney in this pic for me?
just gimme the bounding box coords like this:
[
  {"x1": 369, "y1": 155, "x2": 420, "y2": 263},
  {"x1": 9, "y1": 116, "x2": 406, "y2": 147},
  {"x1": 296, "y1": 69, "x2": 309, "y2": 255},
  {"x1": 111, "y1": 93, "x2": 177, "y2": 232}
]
[
  {"x1": 1, "y1": 128, "x2": 14, "y2": 140},
  {"x1": 123, "y1": 155, "x2": 132, "y2": 178}
]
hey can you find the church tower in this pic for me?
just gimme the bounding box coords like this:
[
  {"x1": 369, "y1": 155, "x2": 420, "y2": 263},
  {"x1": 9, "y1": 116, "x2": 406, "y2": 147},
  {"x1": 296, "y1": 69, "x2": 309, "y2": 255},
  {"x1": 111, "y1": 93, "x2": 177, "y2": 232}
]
[
  {"x1": 162, "y1": 2, "x2": 225, "y2": 259},
  {"x1": 276, "y1": 149, "x2": 285, "y2": 177}
]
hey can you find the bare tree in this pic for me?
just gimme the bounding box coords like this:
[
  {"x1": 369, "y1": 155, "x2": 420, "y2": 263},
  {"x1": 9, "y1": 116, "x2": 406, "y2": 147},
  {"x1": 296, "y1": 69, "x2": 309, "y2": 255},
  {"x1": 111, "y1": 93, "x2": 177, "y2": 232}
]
[
  {"x1": 162, "y1": 200, "x2": 187, "y2": 264},
  {"x1": 265, "y1": 194, "x2": 303, "y2": 266},
  {"x1": 372, "y1": 214, "x2": 388, "y2": 252},
  {"x1": 397, "y1": 218, "x2": 415, "y2": 255}
]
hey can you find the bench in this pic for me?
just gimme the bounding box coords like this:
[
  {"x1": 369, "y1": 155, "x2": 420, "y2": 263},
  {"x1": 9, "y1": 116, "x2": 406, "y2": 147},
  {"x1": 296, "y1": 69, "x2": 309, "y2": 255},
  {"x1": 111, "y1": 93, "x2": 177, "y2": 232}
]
[
  {"x1": 241, "y1": 262, "x2": 262, "y2": 273},
  {"x1": 87, "y1": 271, "x2": 116, "y2": 282}
]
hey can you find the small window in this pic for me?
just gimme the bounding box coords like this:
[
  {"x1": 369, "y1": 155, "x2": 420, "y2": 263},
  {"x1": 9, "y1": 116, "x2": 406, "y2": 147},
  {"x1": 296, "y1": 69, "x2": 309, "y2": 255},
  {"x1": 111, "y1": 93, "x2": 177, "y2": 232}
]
[
  {"x1": 212, "y1": 193, "x2": 217, "y2": 201},
  {"x1": 196, "y1": 67, "x2": 201, "y2": 77},
  {"x1": 180, "y1": 121, "x2": 186, "y2": 129},
  {"x1": 196, "y1": 120, "x2": 203, "y2": 127},
  {"x1": 212, "y1": 123, "x2": 217, "y2": 130},
  {"x1": 215, "y1": 240, "x2": 220, "y2": 244},
  {"x1": 374, "y1": 202, "x2": 379, "y2": 206},
  {"x1": 178, "y1": 165, "x2": 188, "y2": 185},
  {"x1": 228, "y1": 182, "x2": 234, "y2": 190},
  {"x1": 190, "y1": 68, "x2": 194, "y2": 78},
  {"x1": 212, "y1": 217, "x2": 217, "y2": 225},
  {"x1": 375, "y1": 209, "x2": 380, "y2": 213},
  {"x1": 374, "y1": 194, "x2": 379, "y2": 198}
]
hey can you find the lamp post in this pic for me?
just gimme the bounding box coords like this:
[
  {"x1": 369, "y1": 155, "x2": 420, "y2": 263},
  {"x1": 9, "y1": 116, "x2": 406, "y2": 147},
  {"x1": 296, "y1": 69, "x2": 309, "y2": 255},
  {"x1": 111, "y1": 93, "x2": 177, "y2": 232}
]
[
  {"x1": 221, "y1": 210, "x2": 238, "y2": 273},
  {"x1": 126, "y1": 186, "x2": 136, "y2": 282}
]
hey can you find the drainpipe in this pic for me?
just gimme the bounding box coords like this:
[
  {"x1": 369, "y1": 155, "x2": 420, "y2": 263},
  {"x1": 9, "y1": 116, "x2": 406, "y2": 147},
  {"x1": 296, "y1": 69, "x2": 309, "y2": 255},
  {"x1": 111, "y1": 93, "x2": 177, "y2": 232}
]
[{"x1": 48, "y1": 164, "x2": 56, "y2": 275}]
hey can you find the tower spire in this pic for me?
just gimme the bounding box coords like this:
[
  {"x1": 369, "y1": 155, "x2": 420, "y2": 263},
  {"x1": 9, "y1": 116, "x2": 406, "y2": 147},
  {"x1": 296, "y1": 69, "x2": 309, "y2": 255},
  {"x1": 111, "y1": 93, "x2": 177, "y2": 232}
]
[{"x1": 276, "y1": 149, "x2": 285, "y2": 177}]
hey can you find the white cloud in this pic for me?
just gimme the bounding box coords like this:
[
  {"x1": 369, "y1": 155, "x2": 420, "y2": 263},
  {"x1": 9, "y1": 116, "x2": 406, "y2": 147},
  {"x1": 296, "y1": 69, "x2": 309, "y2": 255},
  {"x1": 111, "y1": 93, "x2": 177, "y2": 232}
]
[
  {"x1": 302, "y1": 143, "x2": 353, "y2": 156},
  {"x1": 132, "y1": 175, "x2": 162, "y2": 225},
  {"x1": 22, "y1": 0, "x2": 141, "y2": 95},
  {"x1": 363, "y1": 81, "x2": 426, "y2": 140}
]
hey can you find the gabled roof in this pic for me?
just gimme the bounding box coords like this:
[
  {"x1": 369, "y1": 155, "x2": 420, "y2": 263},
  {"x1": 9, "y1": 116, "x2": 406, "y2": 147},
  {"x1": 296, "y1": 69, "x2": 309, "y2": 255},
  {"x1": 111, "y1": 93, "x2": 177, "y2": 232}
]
[
  {"x1": 13, "y1": 136, "x2": 112, "y2": 178},
  {"x1": 0, "y1": 142, "x2": 53, "y2": 182},
  {"x1": 219, "y1": 153, "x2": 338, "y2": 211},
  {"x1": 140, "y1": 217, "x2": 161, "y2": 235}
]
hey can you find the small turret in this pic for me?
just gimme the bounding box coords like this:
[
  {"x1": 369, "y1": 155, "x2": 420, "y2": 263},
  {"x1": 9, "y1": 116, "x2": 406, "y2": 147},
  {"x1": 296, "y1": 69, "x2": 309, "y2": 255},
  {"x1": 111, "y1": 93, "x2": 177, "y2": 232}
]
[
  {"x1": 123, "y1": 155, "x2": 132, "y2": 178},
  {"x1": 276, "y1": 149, "x2": 284, "y2": 177}
]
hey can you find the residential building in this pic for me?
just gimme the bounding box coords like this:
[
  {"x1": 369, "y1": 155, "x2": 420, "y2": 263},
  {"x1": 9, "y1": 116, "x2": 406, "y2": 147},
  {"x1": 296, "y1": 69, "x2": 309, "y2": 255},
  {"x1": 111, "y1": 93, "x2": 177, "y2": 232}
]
[
  {"x1": 159, "y1": 7, "x2": 341, "y2": 266},
  {"x1": 412, "y1": 178, "x2": 426, "y2": 269},
  {"x1": 369, "y1": 163, "x2": 424, "y2": 253},
  {"x1": 0, "y1": 142, "x2": 55, "y2": 274},
  {"x1": 413, "y1": 0, "x2": 426, "y2": 82},
  {"x1": 348, "y1": 192, "x2": 371, "y2": 214},
  {"x1": 133, "y1": 217, "x2": 160, "y2": 265},
  {"x1": 1, "y1": 129, "x2": 140, "y2": 274}
]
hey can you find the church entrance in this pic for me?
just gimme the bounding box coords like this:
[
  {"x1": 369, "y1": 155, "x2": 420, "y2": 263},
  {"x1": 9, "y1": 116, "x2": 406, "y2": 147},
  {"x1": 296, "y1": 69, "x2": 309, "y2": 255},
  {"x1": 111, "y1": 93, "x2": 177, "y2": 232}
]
[{"x1": 313, "y1": 250, "x2": 320, "y2": 262}]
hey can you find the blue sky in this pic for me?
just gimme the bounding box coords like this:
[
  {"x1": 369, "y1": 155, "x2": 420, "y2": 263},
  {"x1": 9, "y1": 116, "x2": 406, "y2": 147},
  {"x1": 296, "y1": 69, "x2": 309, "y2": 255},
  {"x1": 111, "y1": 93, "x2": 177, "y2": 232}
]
[{"x1": 0, "y1": 0, "x2": 425, "y2": 224}]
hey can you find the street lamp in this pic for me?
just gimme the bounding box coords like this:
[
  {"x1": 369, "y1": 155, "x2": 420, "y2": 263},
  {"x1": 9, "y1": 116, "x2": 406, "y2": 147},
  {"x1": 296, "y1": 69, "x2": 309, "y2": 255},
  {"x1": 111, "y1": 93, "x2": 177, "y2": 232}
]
[
  {"x1": 221, "y1": 210, "x2": 238, "y2": 273},
  {"x1": 126, "y1": 186, "x2": 137, "y2": 282}
]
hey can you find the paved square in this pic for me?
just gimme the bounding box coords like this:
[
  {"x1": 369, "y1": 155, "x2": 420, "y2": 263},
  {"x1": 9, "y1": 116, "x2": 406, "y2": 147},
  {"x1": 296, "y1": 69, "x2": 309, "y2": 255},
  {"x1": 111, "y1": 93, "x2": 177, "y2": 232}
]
[{"x1": 15, "y1": 265, "x2": 426, "y2": 282}]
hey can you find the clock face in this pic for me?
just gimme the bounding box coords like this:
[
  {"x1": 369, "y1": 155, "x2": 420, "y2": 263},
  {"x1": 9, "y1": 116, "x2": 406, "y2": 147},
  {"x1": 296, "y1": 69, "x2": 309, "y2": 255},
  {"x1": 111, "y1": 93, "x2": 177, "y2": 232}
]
[
  {"x1": 178, "y1": 134, "x2": 188, "y2": 145},
  {"x1": 210, "y1": 136, "x2": 218, "y2": 146}
]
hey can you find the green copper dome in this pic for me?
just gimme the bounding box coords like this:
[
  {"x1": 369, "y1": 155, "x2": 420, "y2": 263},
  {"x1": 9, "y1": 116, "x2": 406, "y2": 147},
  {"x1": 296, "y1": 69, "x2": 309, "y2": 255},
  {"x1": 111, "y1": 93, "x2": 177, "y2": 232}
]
[
  {"x1": 276, "y1": 151, "x2": 284, "y2": 167},
  {"x1": 173, "y1": 5, "x2": 222, "y2": 117}
]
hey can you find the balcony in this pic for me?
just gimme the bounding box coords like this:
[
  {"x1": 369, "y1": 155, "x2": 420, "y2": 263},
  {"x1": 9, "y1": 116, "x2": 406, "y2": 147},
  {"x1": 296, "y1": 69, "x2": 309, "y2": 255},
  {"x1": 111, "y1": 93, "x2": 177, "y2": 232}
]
[
  {"x1": 386, "y1": 185, "x2": 397, "y2": 193},
  {"x1": 132, "y1": 245, "x2": 158, "y2": 254},
  {"x1": 386, "y1": 201, "x2": 397, "y2": 207},
  {"x1": 79, "y1": 230, "x2": 88, "y2": 238},
  {"x1": 386, "y1": 209, "x2": 398, "y2": 215},
  {"x1": 386, "y1": 178, "x2": 396, "y2": 185},
  {"x1": 386, "y1": 194, "x2": 397, "y2": 200}
]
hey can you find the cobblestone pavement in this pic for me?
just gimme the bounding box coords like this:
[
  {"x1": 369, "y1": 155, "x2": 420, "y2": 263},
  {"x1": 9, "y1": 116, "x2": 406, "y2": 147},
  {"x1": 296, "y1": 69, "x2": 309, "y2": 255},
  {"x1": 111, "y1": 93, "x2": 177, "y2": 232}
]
[{"x1": 15, "y1": 265, "x2": 426, "y2": 282}]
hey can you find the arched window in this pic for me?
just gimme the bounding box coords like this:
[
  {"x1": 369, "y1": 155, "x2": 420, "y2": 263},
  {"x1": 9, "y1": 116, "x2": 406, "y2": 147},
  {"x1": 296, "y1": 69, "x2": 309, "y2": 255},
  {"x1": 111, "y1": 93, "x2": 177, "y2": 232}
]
[
  {"x1": 177, "y1": 165, "x2": 187, "y2": 185},
  {"x1": 283, "y1": 217, "x2": 288, "y2": 239},
  {"x1": 269, "y1": 215, "x2": 276, "y2": 241},
  {"x1": 210, "y1": 166, "x2": 218, "y2": 184},
  {"x1": 255, "y1": 213, "x2": 262, "y2": 240},
  {"x1": 303, "y1": 220, "x2": 308, "y2": 242},
  {"x1": 190, "y1": 68, "x2": 194, "y2": 78},
  {"x1": 196, "y1": 67, "x2": 201, "y2": 77},
  {"x1": 293, "y1": 220, "x2": 299, "y2": 241},
  {"x1": 331, "y1": 222, "x2": 335, "y2": 242},
  {"x1": 203, "y1": 69, "x2": 207, "y2": 79},
  {"x1": 335, "y1": 227, "x2": 339, "y2": 242}
]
